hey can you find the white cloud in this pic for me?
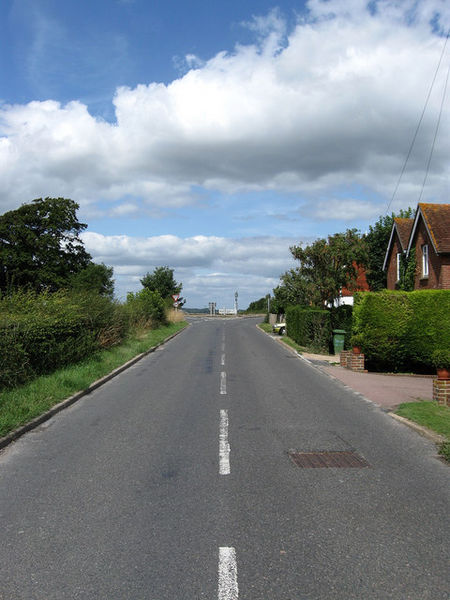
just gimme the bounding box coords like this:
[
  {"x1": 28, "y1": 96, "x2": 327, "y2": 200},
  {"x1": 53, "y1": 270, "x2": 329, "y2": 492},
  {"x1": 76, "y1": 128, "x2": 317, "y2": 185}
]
[
  {"x1": 1, "y1": 0, "x2": 449, "y2": 218},
  {"x1": 300, "y1": 198, "x2": 383, "y2": 221},
  {"x1": 81, "y1": 232, "x2": 296, "y2": 306}
]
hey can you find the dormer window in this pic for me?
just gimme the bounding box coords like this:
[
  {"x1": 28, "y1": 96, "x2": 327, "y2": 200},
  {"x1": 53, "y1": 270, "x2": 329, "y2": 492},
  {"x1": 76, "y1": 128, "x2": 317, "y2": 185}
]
[{"x1": 422, "y1": 244, "x2": 429, "y2": 278}]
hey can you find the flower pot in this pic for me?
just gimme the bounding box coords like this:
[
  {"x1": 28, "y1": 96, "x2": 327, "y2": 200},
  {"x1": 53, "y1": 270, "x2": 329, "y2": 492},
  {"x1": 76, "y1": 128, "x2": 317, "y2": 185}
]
[
  {"x1": 436, "y1": 367, "x2": 450, "y2": 380},
  {"x1": 352, "y1": 346, "x2": 362, "y2": 354}
]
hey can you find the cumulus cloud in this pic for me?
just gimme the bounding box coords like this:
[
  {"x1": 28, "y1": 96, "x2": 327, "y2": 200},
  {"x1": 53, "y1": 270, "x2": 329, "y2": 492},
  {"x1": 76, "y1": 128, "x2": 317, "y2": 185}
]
[
  {"x1": 82, "y1": 232, "x2": 297, "y2": 305},
  {"x1": 1, "y1": 0, "x2": 449, "y2": 218}
]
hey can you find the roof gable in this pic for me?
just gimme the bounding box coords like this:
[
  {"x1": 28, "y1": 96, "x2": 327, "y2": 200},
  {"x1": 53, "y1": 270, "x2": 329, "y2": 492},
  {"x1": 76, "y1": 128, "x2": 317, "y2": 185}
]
[
  {"x1": 382, "y1": 218, "x2": 413, "y2": 271},
  {"x1": 395, "y1": 218, "x2": 414, "y2": 250},
  {"x1": 407, "y1": 203, "x2": 450, "y2": 255}
]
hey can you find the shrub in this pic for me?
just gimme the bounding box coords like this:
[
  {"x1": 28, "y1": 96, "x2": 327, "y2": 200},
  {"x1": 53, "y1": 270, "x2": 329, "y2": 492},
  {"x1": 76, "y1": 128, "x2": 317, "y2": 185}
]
[
  {"x1": 125, "y1": 288, "x2": 166, "y2": 329},
  {"x1": 0, "y1": 290, "x2": 125, "y2": 389},
  {"x1": 286, "y1": 306, "x2": 331, "y2": 352},
  {"x1": 431, "y1": 349, "x2": 450, "y2": 369},
  {"x1": 353, "y1": 290, "x2": 450, "y2": 372}
]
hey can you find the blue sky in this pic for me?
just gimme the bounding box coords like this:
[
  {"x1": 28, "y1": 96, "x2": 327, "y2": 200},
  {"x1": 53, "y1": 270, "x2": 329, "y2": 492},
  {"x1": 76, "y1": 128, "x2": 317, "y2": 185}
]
[{"x1": 1, "y1": 0, "x2": 449, "y2": 307}]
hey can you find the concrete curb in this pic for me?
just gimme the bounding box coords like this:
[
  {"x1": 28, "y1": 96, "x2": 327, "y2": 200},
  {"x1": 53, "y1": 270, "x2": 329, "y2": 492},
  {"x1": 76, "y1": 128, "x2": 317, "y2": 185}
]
[
  {"x1": 388, "y1": 412, "x2": 447, "y2": 444},
  {"x1": 0, "y1": 325, "x2": 188, "y2": 452}
]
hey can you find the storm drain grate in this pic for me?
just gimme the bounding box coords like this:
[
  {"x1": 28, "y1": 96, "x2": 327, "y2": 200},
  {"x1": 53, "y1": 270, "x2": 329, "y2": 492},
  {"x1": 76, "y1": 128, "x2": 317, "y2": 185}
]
[{"x1": 288, "y1": 450, "x2": 370, "y2": 468}]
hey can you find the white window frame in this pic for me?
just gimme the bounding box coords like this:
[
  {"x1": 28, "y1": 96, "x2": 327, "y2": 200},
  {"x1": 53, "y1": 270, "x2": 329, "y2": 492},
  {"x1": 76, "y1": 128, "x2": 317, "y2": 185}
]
[
  {"x1": 422, "y1": 244, "x2": 429, "y2": 277},
  {"x1": 396, "y1": 252, "x2": 401, "y2": 282}
]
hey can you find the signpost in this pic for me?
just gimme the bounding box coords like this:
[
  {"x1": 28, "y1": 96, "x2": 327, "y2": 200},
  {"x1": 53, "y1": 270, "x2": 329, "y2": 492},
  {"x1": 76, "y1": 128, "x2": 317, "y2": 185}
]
[{"x1": 172, "y1": 294, "x2": 180, "y2": 310}]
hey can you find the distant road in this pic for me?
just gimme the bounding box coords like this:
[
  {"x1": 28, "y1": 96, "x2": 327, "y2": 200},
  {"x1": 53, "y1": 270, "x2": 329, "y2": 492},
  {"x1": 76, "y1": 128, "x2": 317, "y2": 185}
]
[{"x1": 0, "y1": 317, "x2": 448, "y2": 599}]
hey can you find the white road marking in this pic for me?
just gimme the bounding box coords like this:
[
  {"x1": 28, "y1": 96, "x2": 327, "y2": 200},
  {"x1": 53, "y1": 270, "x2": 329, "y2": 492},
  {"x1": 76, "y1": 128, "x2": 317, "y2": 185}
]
[
  {"x1": 220, "y1": 371, "x2": 227, "y2": 395},
  {"x1": 221, "y1": 342, "x2": 226, "y2": 352},
  {"x1": 219, "y1": 409, "x2": 230, "y2": 475},
  {"x1": 218, "y1": 547, "x2": 238, "y2": 600},
  {"x1": 221, "y1": 353, "x2": 226, "y2": 366}
]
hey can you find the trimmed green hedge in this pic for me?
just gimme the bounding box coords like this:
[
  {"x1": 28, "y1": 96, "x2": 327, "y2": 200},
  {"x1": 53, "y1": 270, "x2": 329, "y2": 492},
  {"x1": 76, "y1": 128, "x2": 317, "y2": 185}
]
[
  {"x1": 353, "y1": 290, "x2": 450, "y2": 372},
  {"x1": 286, "y1": 306, "x2": 331, "y2": 352}
]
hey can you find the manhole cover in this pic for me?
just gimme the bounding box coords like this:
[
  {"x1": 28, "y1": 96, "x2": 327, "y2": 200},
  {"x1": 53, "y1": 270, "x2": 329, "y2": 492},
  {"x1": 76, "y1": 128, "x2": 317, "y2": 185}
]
[{"x1": 288, "y1": 450, "x2": 370, "y2": 468}]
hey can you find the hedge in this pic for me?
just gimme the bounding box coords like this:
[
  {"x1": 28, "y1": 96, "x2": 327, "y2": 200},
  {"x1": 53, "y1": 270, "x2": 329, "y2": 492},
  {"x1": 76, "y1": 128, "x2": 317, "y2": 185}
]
[
  {"x1": 0, "y1": 288, "x2": 167, "y2": 389},
  {"x1": 286, "y1": 306, "x2": 331, "y2": 352},
  {"x1": 0, "y1": 291, "x2": 121, "y2": 388},
  {"x1": 353, "y1": 290, "x2": 450, "y2": 372}
]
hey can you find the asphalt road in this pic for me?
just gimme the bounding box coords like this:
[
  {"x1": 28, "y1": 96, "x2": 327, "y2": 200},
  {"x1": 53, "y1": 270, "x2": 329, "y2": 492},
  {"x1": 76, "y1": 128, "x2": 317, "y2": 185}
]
[{"x1": 0, "y1": 317, "x2": 448, "y2": 599}]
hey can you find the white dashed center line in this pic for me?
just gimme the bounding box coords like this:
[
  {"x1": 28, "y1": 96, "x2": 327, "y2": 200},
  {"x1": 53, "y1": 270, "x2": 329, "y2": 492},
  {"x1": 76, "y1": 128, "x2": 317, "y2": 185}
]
[
  {"x1": 220, "y1": 371, "x2": 227, "y2": 394},
  {"x1": 218, "y1": 547, "x2": 239, "y2": 599},
  {"x1": 219, "y1": 409, "x2": 230, "y2": 475}
]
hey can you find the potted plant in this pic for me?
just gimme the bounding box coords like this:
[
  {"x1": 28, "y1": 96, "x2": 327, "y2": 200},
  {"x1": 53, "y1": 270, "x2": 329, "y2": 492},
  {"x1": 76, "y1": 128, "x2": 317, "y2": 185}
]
[
  {"x1": 431, "y1": 349, "x2": 450, "y2": 380},
  {"x1": 351, "y1": 334, "x2": 364, "y2": 354}
]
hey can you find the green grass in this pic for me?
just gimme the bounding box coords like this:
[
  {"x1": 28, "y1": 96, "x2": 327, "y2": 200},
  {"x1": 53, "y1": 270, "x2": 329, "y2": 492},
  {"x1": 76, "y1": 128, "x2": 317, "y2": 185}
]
[
  {"x1": 395, "y1": 401, "x2": 450, "y2": 438},
  {"x1": 395, "y1": 400, "x2": 450, "y2": 462},
  {"x1": 0, "y1": 321, "x2": 187, "y2": 438},
  {"x1": 258, "y1": 323, "x2": 329, "y2": 356}
]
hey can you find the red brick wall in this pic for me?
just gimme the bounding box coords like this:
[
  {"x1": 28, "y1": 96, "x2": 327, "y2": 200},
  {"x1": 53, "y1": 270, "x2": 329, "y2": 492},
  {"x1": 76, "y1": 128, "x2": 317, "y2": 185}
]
[
  {"x1": 413, "y1": 220, "x2": 446, "y2": 289},
  {"x1": 440, "y1": 256, "x2": 450, "y2": 289},
  {"x1": 386, "y1": 231, "x2": 402, "y2": 290}
]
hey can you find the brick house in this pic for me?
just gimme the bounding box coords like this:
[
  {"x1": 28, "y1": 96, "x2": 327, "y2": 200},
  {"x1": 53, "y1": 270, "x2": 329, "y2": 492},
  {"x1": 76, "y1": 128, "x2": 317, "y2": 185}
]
[
  {"x1": 338, "y1": 263, "x2": 370, "y2": 305},
  {"x1": 384, "y1": 203, "x2": 450, "y2": 290},
  {"x1": 383, "y1": 217, "x2": 414, "y2": 289}
]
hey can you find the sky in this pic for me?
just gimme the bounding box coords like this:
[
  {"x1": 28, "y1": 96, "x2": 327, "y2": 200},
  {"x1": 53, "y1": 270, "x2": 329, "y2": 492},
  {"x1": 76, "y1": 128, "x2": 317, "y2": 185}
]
[{"x1": 1, "y1": 0, "x2": 449, "y2": 309}]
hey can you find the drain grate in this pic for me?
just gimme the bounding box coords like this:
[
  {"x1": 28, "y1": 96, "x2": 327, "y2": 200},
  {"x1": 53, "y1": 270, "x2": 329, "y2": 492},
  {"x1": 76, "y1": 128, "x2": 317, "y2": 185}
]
[{"x1": 288, "y1": 450, "x2": 370, "y2": 468}]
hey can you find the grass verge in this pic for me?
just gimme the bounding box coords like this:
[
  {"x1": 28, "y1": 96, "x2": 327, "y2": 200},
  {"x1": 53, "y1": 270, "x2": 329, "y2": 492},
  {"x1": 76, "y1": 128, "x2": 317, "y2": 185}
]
[
  {"x1": 0, "y1": 321, "x2": 187, "y2": 439},
  {"x1": 258, "y1": 323, "x2": 324, "y2": 355},
  {"x1": 395, "y1": 401, "x2": 450, "y2": 462}
]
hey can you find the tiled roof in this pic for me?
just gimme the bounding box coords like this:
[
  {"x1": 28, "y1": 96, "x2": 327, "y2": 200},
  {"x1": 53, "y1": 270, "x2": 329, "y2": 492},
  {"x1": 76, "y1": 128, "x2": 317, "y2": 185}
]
[
  {"x1": 418, "y1": 203, "x2": 450, "y2": 254},
  {"x1": 394, "y1": 218, "x2": 413, "y2": 251}
]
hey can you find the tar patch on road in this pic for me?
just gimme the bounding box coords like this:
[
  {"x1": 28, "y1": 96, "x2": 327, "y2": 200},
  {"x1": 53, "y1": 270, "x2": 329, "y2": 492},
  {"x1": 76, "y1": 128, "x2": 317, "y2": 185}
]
[{"x1": 288, "y1": 450, "x2": 370, "y2": 468}]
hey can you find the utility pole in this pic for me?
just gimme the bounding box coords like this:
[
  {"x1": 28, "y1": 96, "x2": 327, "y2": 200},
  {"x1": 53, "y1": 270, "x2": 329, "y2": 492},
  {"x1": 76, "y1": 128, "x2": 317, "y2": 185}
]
[{"x1": 234, "y1": 291, "x2": 238, "y2": 315}]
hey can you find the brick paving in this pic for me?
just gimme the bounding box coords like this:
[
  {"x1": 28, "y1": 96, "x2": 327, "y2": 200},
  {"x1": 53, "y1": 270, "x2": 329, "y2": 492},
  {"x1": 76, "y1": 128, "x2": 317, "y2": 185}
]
[{"x1": 303, "y1": 352, "x2": 433, "y2": 410}]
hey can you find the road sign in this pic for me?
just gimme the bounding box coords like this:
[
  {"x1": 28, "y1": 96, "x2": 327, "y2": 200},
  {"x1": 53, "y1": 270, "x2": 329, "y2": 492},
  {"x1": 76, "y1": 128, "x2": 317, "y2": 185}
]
[{"x1": 172, "y1": 294, "x2": 180, "y2": 301}]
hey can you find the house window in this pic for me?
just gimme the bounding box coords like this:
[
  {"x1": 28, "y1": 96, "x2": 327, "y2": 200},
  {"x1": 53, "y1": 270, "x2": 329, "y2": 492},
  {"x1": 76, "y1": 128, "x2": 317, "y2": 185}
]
[
  {"x1": 422, "y1": 244, "x2": 429, "y2": 277},
  {"x1": 396, "y1": 253, "x2": 401, "y2": 282}
]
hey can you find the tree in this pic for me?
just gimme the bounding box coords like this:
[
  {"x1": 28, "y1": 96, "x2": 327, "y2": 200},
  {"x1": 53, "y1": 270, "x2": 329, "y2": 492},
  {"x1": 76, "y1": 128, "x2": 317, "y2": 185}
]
[
  {"x1": 246, "y1": 297, "x2": 269, "y2": 312},
  {"x1": 140, "y1": 266, "x2": 182, "y2": 299},
  {"x1": 287, "y1": 229, "x2": 368, "y2": 307},
  {"x1": 69, "y1": 263, "x2": 115, "y2": 298},
  {"x1": 364, "y1": 207, "x2": 414, "y2": 291},
  {"x1": 272, "y1": 269, "x2": 310, "y2": 314},
  {"x1": 0, "y1": 198, "x2": 91, "y2": 292}
]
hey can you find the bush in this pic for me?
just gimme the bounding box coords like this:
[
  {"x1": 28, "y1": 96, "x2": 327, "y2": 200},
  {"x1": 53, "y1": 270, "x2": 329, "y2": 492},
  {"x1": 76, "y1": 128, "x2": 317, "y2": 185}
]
[
  {"x1": 286, "y1": 306, "x2": 331, "y2": 352},
  {"x1": 125, "y1": 288, "x2": 166, "y2": 329},
  {"x1": 0, "y1": 290, "x2": 126, "y2": 389},
  {"x1": 353, "y1": 290, "x2": 450, "y2": 372}
]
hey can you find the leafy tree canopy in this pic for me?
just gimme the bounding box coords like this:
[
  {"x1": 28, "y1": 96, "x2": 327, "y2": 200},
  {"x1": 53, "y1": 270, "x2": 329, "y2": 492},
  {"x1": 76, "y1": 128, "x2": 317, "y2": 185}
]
[
  {"x1": 286, "y1": 229, "x2": 368, "y2": 308},
  {"x1": 0, "y1": 198, "x2": 92, "y2": 293},
  {"x1": 140, "y1": 266, "x2": 182, "y2": 299},
  {"x1": 364, "y1": 207, "x2": 414, "y2": 291},
  {"x1": 69, "y1": 263, "x2": 115, "y2": 298},
  {"x1": 246, "y1": 296, "x2": 269, "y2": 312}
]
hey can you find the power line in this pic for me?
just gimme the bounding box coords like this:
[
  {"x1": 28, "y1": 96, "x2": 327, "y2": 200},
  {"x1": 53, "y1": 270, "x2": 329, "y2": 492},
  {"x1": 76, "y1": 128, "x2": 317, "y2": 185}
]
[
  {"x1": 418, "y1": 61, "x2": 450, "y2": 202},
  {"x1": 385, "y1": 29, "x2": 449, "y2": 214}
]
